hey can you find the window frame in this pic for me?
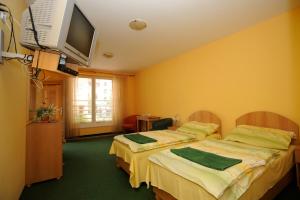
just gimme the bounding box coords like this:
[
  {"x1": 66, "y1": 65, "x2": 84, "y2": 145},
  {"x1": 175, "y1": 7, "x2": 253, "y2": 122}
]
[{"x1": 76, "y1": 76, "x2": 113, "y2": 128}]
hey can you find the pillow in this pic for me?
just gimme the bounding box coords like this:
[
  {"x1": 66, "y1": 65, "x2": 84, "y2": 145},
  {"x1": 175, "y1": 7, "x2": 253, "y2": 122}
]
[
  {"x1": 177, "y1": 121, "x2": 219, "y2": 139},
  {"x1": 224, "y1": 125, "x2": 294, "y2": 150},
  {"x1": 238, "y1": 125, "x2": 296, "y2": 139},
  {"x1": 207, "y1": 133, "x2": 222, "y2": 140}
]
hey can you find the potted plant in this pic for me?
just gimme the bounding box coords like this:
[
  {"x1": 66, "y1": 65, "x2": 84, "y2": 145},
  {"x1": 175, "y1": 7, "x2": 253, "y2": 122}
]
[{"x1": 36, "y1": 104, "x2": 56, "y2": 122}]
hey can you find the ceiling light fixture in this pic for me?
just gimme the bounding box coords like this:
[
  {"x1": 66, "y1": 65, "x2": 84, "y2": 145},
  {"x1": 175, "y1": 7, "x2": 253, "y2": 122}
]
[
  {"x1": 129, "y1": 19, "x2": 147, "y2": 31},
  {"x1": 103, "y1": 52, "x2": 114, "y2": 58}
]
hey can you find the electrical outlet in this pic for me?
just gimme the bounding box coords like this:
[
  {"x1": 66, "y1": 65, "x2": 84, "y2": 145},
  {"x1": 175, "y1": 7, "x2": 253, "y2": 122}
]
[
  {"x1": 0, "y1": 11, "x2": 7, "y2": 24},
  {"x1": 0, "y1": 29, "x2": 3, "y2": 64}
]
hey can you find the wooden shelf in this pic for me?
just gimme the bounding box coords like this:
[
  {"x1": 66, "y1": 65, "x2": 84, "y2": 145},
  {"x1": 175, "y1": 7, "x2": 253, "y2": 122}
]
[{"x1": 32, "y1": 50, "x2": 79, "y2": 76}]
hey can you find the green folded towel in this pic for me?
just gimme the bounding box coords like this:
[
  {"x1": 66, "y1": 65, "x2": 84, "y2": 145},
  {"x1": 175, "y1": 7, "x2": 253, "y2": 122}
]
[
  {"x1": 124, "y1": 133, "x2": 157, "y2": 144},
  {"x1": 170, "y1": 147, "x2": 242, "y2": 170}
]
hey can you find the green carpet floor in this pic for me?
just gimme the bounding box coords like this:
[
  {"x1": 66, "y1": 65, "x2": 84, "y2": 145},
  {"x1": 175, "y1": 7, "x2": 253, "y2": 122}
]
[
  {"x1": 20, "y1": 135, "x2": 299, "y2": 200},
  {"x1": 20, "y1": 136, "x2": 154, "y2": 200}
]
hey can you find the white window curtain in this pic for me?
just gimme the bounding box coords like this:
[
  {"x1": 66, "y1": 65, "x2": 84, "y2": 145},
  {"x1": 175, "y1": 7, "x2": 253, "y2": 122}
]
[
  {"x1": 65, "y1": 77, "x2": 80, "y2": 138},
  {"x1": 112, "y1": 76, "x2": 125, "y2": 132},
  {"x1": 65, "y1": 75, "x2": 125, "y2": 136}
]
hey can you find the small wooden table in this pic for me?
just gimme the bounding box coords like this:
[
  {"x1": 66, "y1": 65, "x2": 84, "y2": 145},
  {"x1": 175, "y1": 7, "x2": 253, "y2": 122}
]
[
  {"x1": 136, "y1": 116, "x2": 160, "y2": 132},
  {"x1": 168, "y1": 126, "x2": 178, "y2": 131},
  {"x1": 295, "y1": 145, "x2": 300, "y2": 189}
]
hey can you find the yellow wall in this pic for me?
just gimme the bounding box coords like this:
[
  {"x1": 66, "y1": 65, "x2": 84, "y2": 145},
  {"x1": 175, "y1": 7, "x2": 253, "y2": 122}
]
[
  {"x1": 0, "y1": 0, "x2": 28, "y2": 199},
  {"x1": 136, "y1": 8, "x2": 300, "y2": 134}
]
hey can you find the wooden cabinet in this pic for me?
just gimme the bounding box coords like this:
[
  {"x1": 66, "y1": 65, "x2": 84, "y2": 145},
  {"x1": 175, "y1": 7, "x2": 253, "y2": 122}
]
[
  {"x1": 39, "y1": 83, "x2": 64, "y2": 121},
  {"x1": 26, "y1": 122, "x2": 63, "y2": 186},
  {"x1": 295, "y1": 146, "x2": 300, "y2": 189}
]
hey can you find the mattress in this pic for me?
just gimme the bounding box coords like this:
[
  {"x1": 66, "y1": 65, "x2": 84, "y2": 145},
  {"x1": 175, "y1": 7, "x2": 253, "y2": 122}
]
[
  {"x1": 113, "y1": 130, "x2": 199, "y2": 153},
  {"x1": 109, "y1": 133, "x2": 221, "y2": 188},
  {"x1": 147, "y1": 144, "x2": 295, "y2": 200}
]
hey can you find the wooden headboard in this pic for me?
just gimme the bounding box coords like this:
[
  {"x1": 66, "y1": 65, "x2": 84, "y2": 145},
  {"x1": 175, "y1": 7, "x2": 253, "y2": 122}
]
[
  {"x1": 188, "y1": 110, "x2": 222, "y2": 134},
  {"x1": 236, "y1": 111, "x2": 299, "y2": 144}
]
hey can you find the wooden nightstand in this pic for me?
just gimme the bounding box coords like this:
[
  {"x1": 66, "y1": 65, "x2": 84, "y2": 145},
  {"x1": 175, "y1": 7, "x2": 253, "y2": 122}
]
[
  {"x1": 295, "y1": 146, "x2": 300, "y2": 189},
  {"x1": 168, "y1": 126, "x2": 178, "y2": 131}
]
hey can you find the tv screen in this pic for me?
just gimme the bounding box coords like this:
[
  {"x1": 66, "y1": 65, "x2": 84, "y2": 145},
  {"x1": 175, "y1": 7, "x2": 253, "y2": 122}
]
[{"x1": 66, "y1": 4, "x2": 95, "y2": 58}]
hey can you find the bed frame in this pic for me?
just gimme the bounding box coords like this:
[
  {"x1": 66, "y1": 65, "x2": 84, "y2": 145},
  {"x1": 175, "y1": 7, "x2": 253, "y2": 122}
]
[
  {"x1": 153, "y1": 111, "x2": 299, "y2": 200},
  {"x1": 115, "y1": 110, "x2": 222, "y2": 176},
  {"x1": 188, "y1": 110, "x2": 222, "y2": 135}
]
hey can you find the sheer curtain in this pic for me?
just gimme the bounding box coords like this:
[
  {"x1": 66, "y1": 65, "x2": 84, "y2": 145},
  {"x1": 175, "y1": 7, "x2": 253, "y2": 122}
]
[
  {"x1": 112, "y1": 76, "x2": 125, "y2": 132},
  {"x1": 65, "y1": 77, "x2": 80, "y2": 138}
]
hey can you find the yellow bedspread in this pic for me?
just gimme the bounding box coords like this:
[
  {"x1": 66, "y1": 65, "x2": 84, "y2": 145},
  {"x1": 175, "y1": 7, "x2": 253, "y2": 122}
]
[
  {"x1": 147, "y1": 143, "x2": 295, "y2": 200},
  {"x1": 113, "y1": 130, "x2": 198, "y2": 153},
  {"x1": 147, "y1": 140, "x2": 280, "y2": 199},
  {"x1": 109, "y1": 133, "x2": 221, "y2": 188}
]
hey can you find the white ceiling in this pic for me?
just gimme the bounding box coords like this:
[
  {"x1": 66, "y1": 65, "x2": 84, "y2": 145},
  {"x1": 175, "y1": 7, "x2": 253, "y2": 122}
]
[{"x1": 76, "y1": 0, "x2": 300, "y2": 73}]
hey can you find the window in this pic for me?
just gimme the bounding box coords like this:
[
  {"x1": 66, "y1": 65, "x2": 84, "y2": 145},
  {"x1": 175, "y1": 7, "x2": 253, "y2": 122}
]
[
  {"x1": 95, "y1": 79, "x2": 112, "y2": 122},
  {"x1": 75, "y1": 78, "x2": 92, "y2": 123},
  {"x1": 75, "y1": 77, "x2": 113, "y2": 126}
]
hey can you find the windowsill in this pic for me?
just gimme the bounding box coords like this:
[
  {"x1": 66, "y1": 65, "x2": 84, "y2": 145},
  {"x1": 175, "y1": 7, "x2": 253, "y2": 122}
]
[{"x1": 79, "y1": 121, "x2": 113, "y2": 128}]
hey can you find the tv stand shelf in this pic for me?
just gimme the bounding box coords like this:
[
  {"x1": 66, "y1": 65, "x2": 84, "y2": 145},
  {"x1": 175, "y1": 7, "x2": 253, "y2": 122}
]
[{"x1": 32, "y1": 50, "x2": 79, "y2": 76}]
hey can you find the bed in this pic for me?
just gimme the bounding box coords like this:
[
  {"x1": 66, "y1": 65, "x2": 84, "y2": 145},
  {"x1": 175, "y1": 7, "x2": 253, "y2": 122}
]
[
  {"x1": 109, "y1": 110, "x2": 222, "y2": 188},
  {"x1": 147, "y1": 111, "x2": 299, "y2": 200}
]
